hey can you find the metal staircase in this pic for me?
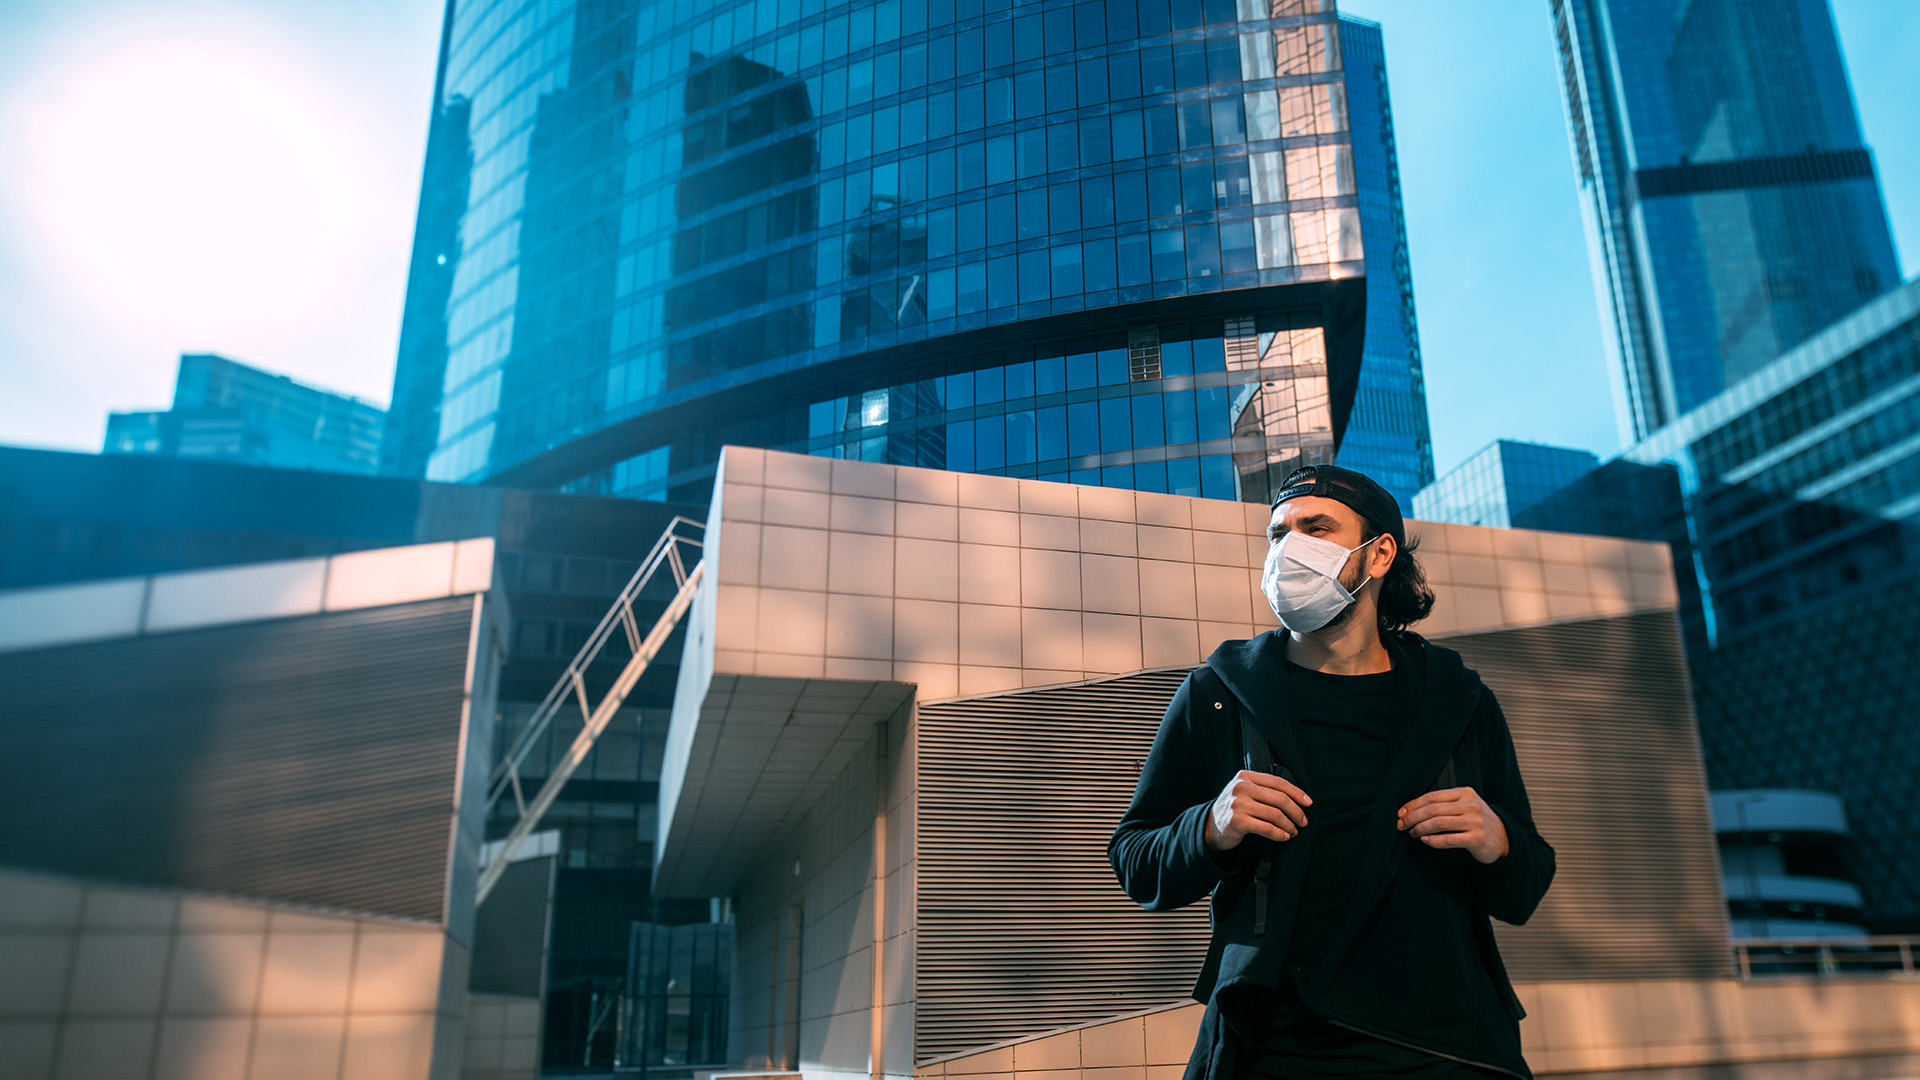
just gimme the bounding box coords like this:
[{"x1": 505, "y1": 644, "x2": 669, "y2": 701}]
[{"x1": 476, "y1": 516, "x2": 705, "y2": 904}]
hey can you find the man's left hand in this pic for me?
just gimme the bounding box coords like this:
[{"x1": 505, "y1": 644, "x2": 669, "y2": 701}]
[{"x1": 1397, "y1": 787, "x2": 1510, "y2": 864}]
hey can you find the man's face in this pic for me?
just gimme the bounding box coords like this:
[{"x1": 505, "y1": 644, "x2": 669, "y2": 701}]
[{"x1": 1266, "y1": 494, "x2": 1391, "y2": 608}]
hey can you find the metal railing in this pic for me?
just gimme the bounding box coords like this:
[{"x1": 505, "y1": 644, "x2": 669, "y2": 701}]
[
  {"x1": 1733, "y1": 935, "x2": 1920, "y2": 979},
  {"x1": 476, "y1": 516, "x2": 706, "y2": 904}
]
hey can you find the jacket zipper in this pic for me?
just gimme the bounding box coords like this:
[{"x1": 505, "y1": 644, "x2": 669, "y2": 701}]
[{"x1": 1312, "y1": 1008, "x2": 1529, "y2": 1080}]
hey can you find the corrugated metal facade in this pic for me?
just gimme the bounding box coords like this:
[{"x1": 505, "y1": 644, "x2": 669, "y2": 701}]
[
  {"x1": 1443, "y1": 610, "x2": 1733, "y2": 981},
  {"x1": 914, "y1": 610, "x2": 1729, "y2": 1060},
  {"x1": 0, "y1": 596, "x2": 478, "y2": 922},
  {"x1": 916, "y1": 670, "x2": 1208, "y2": 1061}
]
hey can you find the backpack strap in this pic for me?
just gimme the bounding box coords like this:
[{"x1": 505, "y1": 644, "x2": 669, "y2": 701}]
[{"x1": 1193, "y1": 665, "x2": 1284, "y2": 937}]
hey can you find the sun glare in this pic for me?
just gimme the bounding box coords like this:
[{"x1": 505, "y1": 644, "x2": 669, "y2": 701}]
[{"x1": 17, "y1": 33, "x2": 382, "y2": 345}]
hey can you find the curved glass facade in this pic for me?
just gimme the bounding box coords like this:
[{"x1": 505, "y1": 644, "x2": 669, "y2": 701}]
[{"x1": 388, "y1": 0, "x2": 1369, "y2": 504}]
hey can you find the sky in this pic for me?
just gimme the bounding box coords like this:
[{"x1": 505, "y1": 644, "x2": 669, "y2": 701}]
[{"x1": 0, "y1": 0, "x2": 1913, "y2": 480}]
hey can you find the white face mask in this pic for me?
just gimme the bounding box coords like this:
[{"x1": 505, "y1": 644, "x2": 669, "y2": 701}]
[{"x1": 1261, "y1": 531, "x2": 1382, "y2": 633}]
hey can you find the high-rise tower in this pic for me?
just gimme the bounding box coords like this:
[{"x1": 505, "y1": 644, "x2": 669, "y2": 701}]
[
  {"x1": 1332, "y1": 14, "x2": 1433, "y2": 510},
  {"x1": 384, "y1": 0, "x2": 1373, "y2": 507},
  {"x1": 1551, "y1": 0, "x2": 1899, "y2": 441}
]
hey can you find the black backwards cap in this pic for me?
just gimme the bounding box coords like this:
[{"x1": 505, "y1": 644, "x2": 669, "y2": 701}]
[{"x1": 1271, "y1": 464, "x2": 1406, "y2": 549}]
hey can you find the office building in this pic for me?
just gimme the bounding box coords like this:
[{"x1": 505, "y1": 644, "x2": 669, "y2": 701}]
[
  {"x1": 1415, "y1": 280, "x2": 1920, "y2": 933},
  {"x1": 0, "y1": 446, "x2": 717, "y2": 1069},
  {"x1": 104, "y1": 354, "x2": 386, "y2": 475},
  {"x1": 1618, "y1": 281, "x2": 1920, "y2": 934},
  {"x1": 1551, "y1": 0, "x2": 1901, "y2": 441},
  {"x1": 652, "y1": 445, "x2": 1920, "y2": 1079},
  {"x1": 0, "y1": 540, "x2": 538, "y2": 1080},
  {"x1": 1332, "y1": 14, "x2": 1434, "y2": 510},
  {"x1": 384, "y1": 0, "x2": 1380, "y2": 507},
  {"x1": 1412, "y1": 440, "x2": 1600, "y2": 530}
]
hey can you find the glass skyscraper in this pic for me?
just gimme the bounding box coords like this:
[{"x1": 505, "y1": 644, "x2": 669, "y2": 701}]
[
  {"x1": 1551, "y1": 0, "x2": 1900, "y2": 441},
  {"x1": 1331, "y1": 14, "x2": 1432, "y2": 510},
  {"x1": 384, "y1": 0, "x2": 1379, "y2": 508},
  {"x1": 1411, "y1": 439, "x2": 1600, "y2": 530}
]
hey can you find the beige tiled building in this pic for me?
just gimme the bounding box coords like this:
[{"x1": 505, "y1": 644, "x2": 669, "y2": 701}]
[
  {"x1": 0, "y1": 540, "x2": 545, "y2": 1080},
  {"x1": 656, "y1": 447, "x2": 1920, "y2": 1080}
]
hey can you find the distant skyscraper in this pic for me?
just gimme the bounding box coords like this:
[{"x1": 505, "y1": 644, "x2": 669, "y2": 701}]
[
  {"x1": 1334, "y1": 15, "x2": 1434, "y2": 511},
  {"x1": 1551, "y1": 0, "x2": 1900, "y2": 441},
  {"x1": 105, "y1": 354, "x2": 385, "y2": 475},
  {"x1": 1412, "y1": 439, "x2": 1599, "y2": 529}
]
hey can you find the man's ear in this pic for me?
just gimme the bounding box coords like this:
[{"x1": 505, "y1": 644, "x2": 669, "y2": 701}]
[{"x1": 1372, "y1": 534, "x2": 1398, "y2": 578}]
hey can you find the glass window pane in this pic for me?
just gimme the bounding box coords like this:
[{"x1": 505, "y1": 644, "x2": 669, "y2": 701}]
[
  {"x1": 1080, "y1": 116, "x2": 1113, "y2": 165},
  {"x1": 947, "y1": 419, "x2": 975, "y2": 471},
  {"x1": 1285, "y1": 144, "x2": 1355, "y2": 200},
  {"x1": 1035, "y1": 354, "x2": 1066, "y2": 394},
  {"x1": 1117, "y1": 232, "x2": 1152, "y2": 286},
  {"x1": 1082, "y1": 176, "x2": 1116, "y2": 227},
  {"x1": 1245, "y1": 89, "x2": 1280, "y2": 141},
  {"x1": 975, "y1": 414, "x2": 1006, "y2": 468},
  {"x1": 1210, "y1": 96, "x2": 1246, "y2": 144},
  {"x1": 1109, "y1": 50, "x2": 1141, "y2": 99},
  {"x1": 1169, "y1": 455, "x2": 1202, "y2": 497},
  {"x1": 1111, "y1": 110, "x2": 1144, "y2": 160},
  {"x1": 1037, "y1": 405, "x2": 1067, "y2": 459},
  {"x1": 1050, "y1": 244, "x2": 1084, "y2": 296},
  {"x1": 989, "y1": 253, "x2": 1019, "y2": 307},
  {"x1": 1173, "y1": 40, "x2": 1208, "y2": 88},
  {"x1": 1182, "y1": 162, "x2": 1216, "y2": 212},
  {"x1": 1255, "y1": 214, "x2": 1294, "y2": 268},
  {"x1": 1018, "y1": 249, "x2": 1050, "y2": 302},
  {"x1": 1166, "y1": 389, "x2": 1198, "y2": 442},
  {"x1": 1006, "y1": 360, "x2": 1036, "y2": 399},
  {"x1": 1149, "y1": 167, "x2": 1184, "y2": 217},
  {"x1": 1066, "y1": 351, "x2": 1097, "y2": 389},
  {"x1": 1068, "y1": 400, "x2": 1100, "y2": 456},
  {"x1": 1161, "y1": 338, "x2": 1193, "y2": 377},
  {"x1": 1105, "y1": 393, "x2": 1128, "y2": 447},
  {"x1": 976, "y1": 365, "x2": 1005, "y2": 403},
  {"x1": 1085, "y1": 237, "x2": 1117, "y2": 292},
  {"x1": 1019, "y1": 188, "x2": 1049, "y2": 238},
  {"x1": 1140, "y1": 45, "x2": 1174, "y2": 94},
  {"x1": 1185, "y1": 223, "x2": 1221, "y2": 278},
  {"x1": 1133, "y1": 392, "x2": 1166, "y2": 447},
  {"x1": 1201, "y1": 454, "x2": 1236, "y2": 499},
  {"x1": 1240, "y1": 32, "x2": 1275, "y2": 81},
  {"x1": 1144, "y1": 105, "x2": 1179, "y2": 155},
  {"x1": 1220, "y1": 220, "x2": 1256, "y2": 273},
  {"x1": 1216, "y1": 156, "x2": 1251, "y2": 206},
  {"x1": 1250, "y1": 150, "x2": 1285, "y2": 204},
  {"x1": 1178, "y1": 100, "x2": 1213, "y2": 149},
  {"x1": 1115, "y1": 170, "x2": 1149, "y2": 220},
  {"x1": 1206, "y1": 35, "x2": 1241, "y2": 83},
  {"x1": 1006, "y1": 410, "x2": 1036, "y2": 465},
  {"x1": 1150, "y1": 228, "x2": 1186, "y2": 280}
]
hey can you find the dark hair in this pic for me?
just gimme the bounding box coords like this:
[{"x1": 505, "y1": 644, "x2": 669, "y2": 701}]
[{"x1": 1362, "y1": 520, "x2": 1435, "y2": 633}]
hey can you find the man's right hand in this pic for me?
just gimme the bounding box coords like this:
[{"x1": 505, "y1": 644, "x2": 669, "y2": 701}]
[{"x1": 1203, "y1": 770, "x2": 1313, "y2": 851}]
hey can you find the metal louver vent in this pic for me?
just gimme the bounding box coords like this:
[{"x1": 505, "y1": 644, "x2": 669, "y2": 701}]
[
  {"x1": 912, "y1": 609, "x2": 1731, "y2": 1062},
  {"x1": 1128, "y1": 326, "x2": 1162, "y2": 381},
  {"x1": 1441, "y1": 610, "x2": 1735, "y2": 982},
  {"x1": 916, "y1": 669, "x2": 1206, "y2": 1062}
]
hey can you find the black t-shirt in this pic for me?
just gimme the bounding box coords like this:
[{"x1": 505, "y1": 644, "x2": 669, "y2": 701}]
[{"x1": 1235, "y1": 651, "x2": 1499, "y2": 1080}]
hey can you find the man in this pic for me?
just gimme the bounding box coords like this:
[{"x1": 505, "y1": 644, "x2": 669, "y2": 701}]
[{"x1": 1109, "y1": 464, "x2": 1555, "y2": 1080}]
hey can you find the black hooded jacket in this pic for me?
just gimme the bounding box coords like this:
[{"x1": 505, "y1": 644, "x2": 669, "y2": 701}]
[{"x1": 1109, "y1": 629, "x2": 1556, "y2": 1080}]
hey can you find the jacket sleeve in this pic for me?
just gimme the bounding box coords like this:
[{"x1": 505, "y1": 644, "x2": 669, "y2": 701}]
[
  {"x1": 1468, "y1": 686, "x2": 1556, "y2": 925},
  {"x1": 1109, "y1": 672, "x2": 1241, "y2": 911}
]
